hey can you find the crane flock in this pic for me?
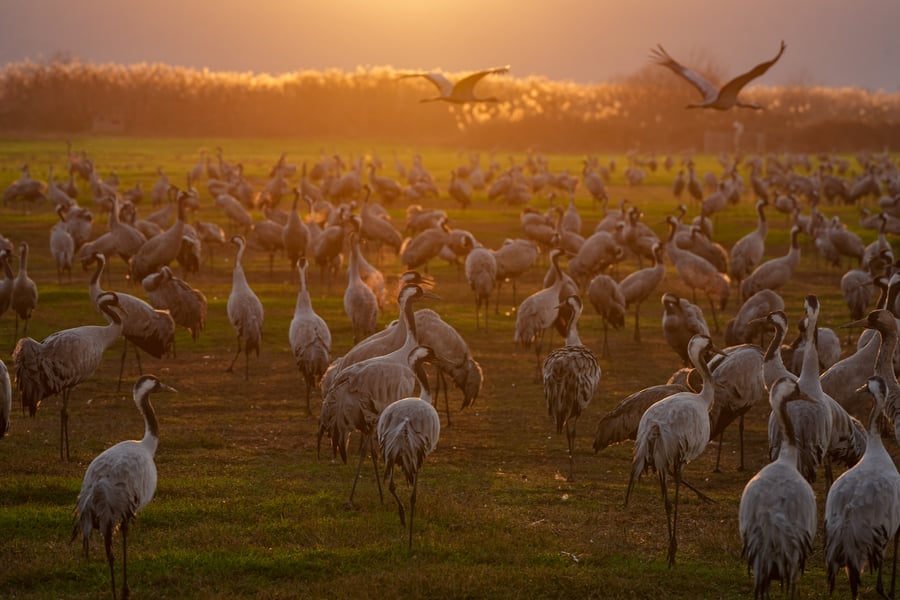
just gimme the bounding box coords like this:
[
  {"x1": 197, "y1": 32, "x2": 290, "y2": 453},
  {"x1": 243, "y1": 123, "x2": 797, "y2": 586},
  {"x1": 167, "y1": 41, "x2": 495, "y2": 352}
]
[{"x1": 4, "y1": 138, "x2": 900, "y2": 598}]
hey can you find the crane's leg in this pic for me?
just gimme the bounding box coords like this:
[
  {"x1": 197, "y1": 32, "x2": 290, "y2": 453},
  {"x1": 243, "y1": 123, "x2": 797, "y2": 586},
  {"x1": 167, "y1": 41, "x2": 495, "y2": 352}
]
[
  {"x1": 388, "y1": 471, "x2": 406, "y2": 527},
  {"x1": 668, "y1": 465, "x2": 682, "y2": 567},
  {"x1": 566, "y1": 418, "x2": 577, "y2": 482},
  {"x1": 244, "y1": 347, "x2": 250, "y2": 381},
  {"x1": 104, "y1": 523, "x2": 117, "y2": 600},
  {"x1": 601, "y1": 320, "x2": 610, "y2": 359},
  {"x1": 369, "y1": 434, "x2": 384, "y2": 504},
  {"x1": 117, "y1": 339, "x2": 129, "y2": 392},
  {"x1": 658, "y1": 469, "x2": 674, "y2": 565},
  {"x1": 408, "y1": 470, "x2": 419, "y2": 551},
  {"x1": 493, "y1": 281, "x2": 502, "y2": 315},
  {"x1": 346, "y1": 435, "x2": 368, "y2": 509},
  {"x1": 304, "y1": 376, "x2": 312, "y2": 415},
  {"x1": 60, "y1": 388, "x2": 70, "y2": 461},
  {"x1": 121, "y1": 520, "x2": 130, "y2": 600},
  {"x1": 707, "y1": 296, "x2": 720, "y2": 333},
  {"x1": 226, "y1": 336, "x2": 243, "y2": 373},
  {"x1": 438, "y1": 370, "x2": 451, "y2": 428},
  {"x1": 738, "y1": 415, "x2": 745, "y2": 472},
  {"x1": 633, "y1": 303, "x2": 642, "y2": 343},
  {"x1": 885, "y1": 527, "x2": 899, "y2": 599},
  {"x1": 713, "y1": 431, "x2": 725, "y2": 473}
]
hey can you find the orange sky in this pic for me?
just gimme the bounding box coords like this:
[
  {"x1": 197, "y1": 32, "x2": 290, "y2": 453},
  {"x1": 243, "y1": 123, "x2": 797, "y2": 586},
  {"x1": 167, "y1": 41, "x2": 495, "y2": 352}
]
[{"x1": 1, "y1": 0, "x2": 898, "y2": 91}]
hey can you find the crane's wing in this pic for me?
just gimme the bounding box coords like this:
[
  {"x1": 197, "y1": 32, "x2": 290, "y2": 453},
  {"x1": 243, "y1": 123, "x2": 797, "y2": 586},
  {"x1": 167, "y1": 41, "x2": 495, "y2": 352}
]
[
  {"x1": 719, "y1": 40, "x2": 787, "y2": 99},
  {"x1": 452, "y1": 66, "x2": 510, "y2": 97},
  {"x1": 650, "y1": 45, "x2": 719, "y2": 103},
  {"x1": 397, "y1": 71, "x2": 454, "y2": 97}
]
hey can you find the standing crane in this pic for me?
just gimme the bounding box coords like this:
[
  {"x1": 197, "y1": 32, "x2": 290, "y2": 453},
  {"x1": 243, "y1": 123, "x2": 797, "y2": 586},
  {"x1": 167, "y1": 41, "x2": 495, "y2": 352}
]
[
  {"x1": 625, "y1": 334, "x2": 723, "y2": 566},
  {"x1": 226, "y1": 235, "x2": 264, "y2": 380},
  {"x1": 619, "y1": 242, "x2": 666, "y2": 342},
  {"x1": 729, "y1": 199, "x2": 768, "y2": 289},
  {"x1": 542, "y1": 295, "x2": 601, "y2": 481},
  {"x1": 11, "y1": 241, "x2": 38, "y2": 339},
  {"x1": 739, "y1": 377, "x2": 817, "y2": 599},
  {"x1": 50, "y1": 205, "x2": 76, "y2": 284},
  {"x1": 465, "y1": 242, "x2": 497, "y2": 330},
  {"x1": 72, "y1": 375, "x2": 176, "y2": 600},
  {"x1": 344, "y1": 232, "x2": 379, "y2": 344},
  {"x1": 13, "y1": 292, "x2": 124, "y2": 460},
  {"x1": 289, "y1": 257, "x2": 332, "y2": 414},
  {"x1": 377, "y1": 395, "x2": 440, "y2": 550},
  {"x1": 282, "y1": 188, "x2": 310, "y2": 274},
  {"x1": 825, "y1": 376, "x2": 900, "y2": 599},
  {"x1": 514, "y1": 248, "x2": 567, "y2": 378},
  {"x1": 586, "y1": 273, "x2": 626, "y2": 358}
]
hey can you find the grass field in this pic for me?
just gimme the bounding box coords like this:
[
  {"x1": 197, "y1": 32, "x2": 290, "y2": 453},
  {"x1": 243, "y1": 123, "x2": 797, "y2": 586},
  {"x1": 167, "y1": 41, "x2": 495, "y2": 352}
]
[{"x1": 0, "y1": 137, "x2": 890, "y2": 599}]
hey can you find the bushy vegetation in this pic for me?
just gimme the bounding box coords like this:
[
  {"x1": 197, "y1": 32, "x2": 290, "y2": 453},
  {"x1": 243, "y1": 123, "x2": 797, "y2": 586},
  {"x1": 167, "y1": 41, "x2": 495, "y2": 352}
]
[{"x1": 1, "y1": 58, "x2": 899, "y2": 152}]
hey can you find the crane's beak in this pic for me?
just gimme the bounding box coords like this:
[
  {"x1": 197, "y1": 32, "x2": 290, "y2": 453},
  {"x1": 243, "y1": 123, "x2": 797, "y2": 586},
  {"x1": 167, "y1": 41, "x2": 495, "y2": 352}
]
[{"x1": 840, "y1": 318, "x2": 869, "y2": 329}]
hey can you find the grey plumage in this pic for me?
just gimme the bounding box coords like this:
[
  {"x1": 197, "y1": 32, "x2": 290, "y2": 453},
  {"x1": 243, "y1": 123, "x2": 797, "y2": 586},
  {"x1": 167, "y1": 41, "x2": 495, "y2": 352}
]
[
  {"x1": 13, "y1": 292, "x2": 124, "y2": 460},
  {"x1": 586, "y1": 273, "x2": 625, "y2": 357},
  {"x1": 226, "y1": 235, "x2": 264, "y2": 380},
  {"x1": 739, "y1": 377, "x2": 817, "y2": 599},
  {"x1": 741, "y1": 226, "x2": 801, "y2": 301},
  {"x1": 378, "y1": 394, "x2": 440, "y2": 550},
  {"x1": 129, "y1": 190, "x2": 188, "y2": 283},
  {"x1": 11, "y1": 241, "x2": 38, "y2": 339},
  {"x1": 465, "y1": 245, "x2": 497, "y2": 330},
  {"x1": 72, "y1": 375, "x2": 176, "y2": 600},
  {"x1": 88, "y1": 254, "x2": 175, "y2": 391},
  {"x1": 344, "y1": 232, "x2": 379, "y2": 344},
  {"x1": 825, "y1": 376, "x2": 900, "y2": 598},
  {"x1": 542, "y1": 295, "x2": 601, "y2": 481},
  {"x1": 0, "y1": 358, "x2": 10, "y2": 438},
  {"x1": 626, "y1": 334, "x2": 721, "y2": 566},
  {"x1": 141, "y1": 266, "x2": 207, "y2": 342},
  {"x1": 289, "y1": 257, "x2": 331, "y2": 414},
  {"x1": 50, "y1": 205, "x2": 76, "y2": 284},
  {"x1": 618, "y1": 242, "x2": 666, "y2": 342},
  {"x1": 662, "y1": 292, "x2": 710, "y2": 366}
]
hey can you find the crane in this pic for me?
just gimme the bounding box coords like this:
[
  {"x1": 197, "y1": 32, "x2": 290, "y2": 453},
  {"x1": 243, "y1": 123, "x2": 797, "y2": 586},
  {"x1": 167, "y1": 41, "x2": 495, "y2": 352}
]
[
  {"x1": 626, "y1": 334, "x2": 724, "y2": 566},
  {"x1": 72, "y1": 375, "x2": 176, "y2": 600}
]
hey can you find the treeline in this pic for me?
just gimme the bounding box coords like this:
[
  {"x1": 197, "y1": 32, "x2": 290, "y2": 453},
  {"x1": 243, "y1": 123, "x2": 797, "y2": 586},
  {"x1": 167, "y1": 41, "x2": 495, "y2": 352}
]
[{"x1": 0, "y1": 58, "x2": 898, "y2": 153}]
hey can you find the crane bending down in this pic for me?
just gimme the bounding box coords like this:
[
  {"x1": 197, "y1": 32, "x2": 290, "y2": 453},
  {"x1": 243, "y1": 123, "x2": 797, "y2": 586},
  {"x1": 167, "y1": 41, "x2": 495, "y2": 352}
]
[
  {"x1": 542, "y1": 295, "x2": 601, "y2": 481},
  {"x1": 739, "y1": 377, "x2": 817, "y2": 599},
  {"x1": 226, "y1": 235, "x2": 264, "y2": 379},
  {"x1": 651, "y1": 41, "x2": 786, "y2": 110},
  {"x1": 72, "y1": 375, "x2": 176, "y2": 600},
  {"x1": 377, "y1": 396, "x2": 440, "y2": 551},
  {"x1": 13, "y1": 292, "x2": 124, "y2": 460},
  {"x1": 398, "y1": 66, "x2": 510, "y2": 104},
  {"x1": 625, "y1": 334, "x2": 724, "y2": 567}
]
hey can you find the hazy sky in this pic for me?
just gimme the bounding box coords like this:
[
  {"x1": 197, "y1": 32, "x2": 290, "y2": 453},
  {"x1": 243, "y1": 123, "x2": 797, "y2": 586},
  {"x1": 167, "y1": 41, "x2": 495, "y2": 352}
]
[{"x1": 1, "y1": 0, "x2": 898, "y2": 91}]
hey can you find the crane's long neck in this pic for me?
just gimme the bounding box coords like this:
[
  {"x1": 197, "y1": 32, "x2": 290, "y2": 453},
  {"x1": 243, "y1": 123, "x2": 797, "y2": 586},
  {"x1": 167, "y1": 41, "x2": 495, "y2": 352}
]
[
  {"x1": 138, "y1": 391, "x2": 159, "y2": 455},
  {"x1": 294, "y1": 267, "x2": 313, "y2": 315},
  {"x1": 763, "y1": 321, "x2": 788, "y2": 369},
  {"x1": 17, "y1": 245, "x2": 28, "y2": 276},
  {"x1": 565, "y1": 307, "x2": 582, "y2": 346},
  {"x1": 874, "y1": 323, "x2": 898, "y2": 381},
  {"x1": 798, "y1": 318, "x2": 823, "y2": 394},
  {"x1": 348, "y1": 237, "x2": 361, "y2": 280},
  {"x1": 89, "y1": 257, "x2": 105, "y2": 301},
  {"x1": 412, "y1": 354, "x2": 432, "y2": 405},
  {"x1": 756, "y1": 204, "x2": 768, "y2": 237},
  {"x1": 233, "y1": 242, "x2": 248, "y2": 286},
  {"x1": 98, "y1": 299, "x2": 125, "y2": 346},
  {"x1": 400, "y1": 295, "x2": 419, "y2": 354},
  {"x1": 692, "y1": 349, "x2": 716, "y2": 409}
]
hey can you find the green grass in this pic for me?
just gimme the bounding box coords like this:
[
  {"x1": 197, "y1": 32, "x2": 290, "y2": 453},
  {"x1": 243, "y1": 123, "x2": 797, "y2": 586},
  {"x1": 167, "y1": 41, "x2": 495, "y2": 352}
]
[{"x1": 0, "y1": 137, "x2": 892, "y2": 598}]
